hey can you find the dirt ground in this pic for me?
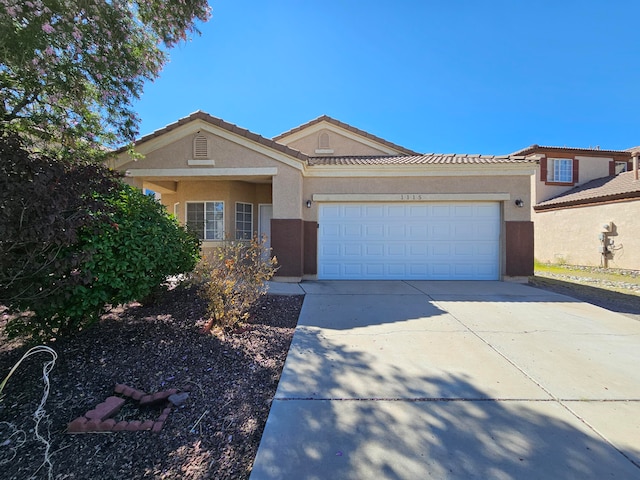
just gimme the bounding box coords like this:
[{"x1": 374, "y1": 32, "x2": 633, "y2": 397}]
[{"x1": 0, "y1": 286, "x2": 303, "y2": 480}]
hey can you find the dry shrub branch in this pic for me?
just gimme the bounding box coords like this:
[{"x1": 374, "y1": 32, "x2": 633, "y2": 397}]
[{"x1": 192, "y1": 236, "x2": 278, "y2": 332}]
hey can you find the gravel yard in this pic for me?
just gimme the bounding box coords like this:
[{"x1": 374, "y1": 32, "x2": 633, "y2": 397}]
[
  {"x1": 530, "y1": 266, "x2": 640, "y2": 321},
  {"x1": 0, "y1": 286, "x2": 303, "y2": 480}
]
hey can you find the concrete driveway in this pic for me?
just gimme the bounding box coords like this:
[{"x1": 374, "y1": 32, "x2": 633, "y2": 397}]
[{"x1": 251, "y1": 281, "x2": 640, "y2": 479}]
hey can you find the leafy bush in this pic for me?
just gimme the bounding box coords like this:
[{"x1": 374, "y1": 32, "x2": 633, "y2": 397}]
[
  {"x1": 0, "y1": 129, "x2": 120, "y2": 310},
  {"x1": 4, "y1": 181, "x2": 201, "y2": 339},
  {"x1": 192, "y1": 236, "x2": 278, "y2": 332}
]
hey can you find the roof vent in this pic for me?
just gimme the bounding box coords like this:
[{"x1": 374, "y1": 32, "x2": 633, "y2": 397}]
[
  {"x1": 193, "y1": 134, "x2": 209, "y2": 159},
  {"x1": 315, "y1": 131, "x2": 334, "y2": 154}
]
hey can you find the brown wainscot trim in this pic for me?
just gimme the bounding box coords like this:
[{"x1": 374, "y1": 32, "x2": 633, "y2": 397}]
[
  {"x1": 505, "y1": 221, "x2": 534, "y2": 277},
  {"x1": 303, "y1": 221, "x2": 318, "y2": 275},
  {"x1": 271, "y1": 219, "x2": 304, "y2": 278}
]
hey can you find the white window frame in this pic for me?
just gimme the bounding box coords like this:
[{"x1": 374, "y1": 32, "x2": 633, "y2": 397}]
[
  {"x1": 235, "y1": 202, "x2": 253, "y2": 240},
  {"x1": 547, "y1": 158, "x2": 573, "y2": 183},
  {"x1": 186, "y1": 201, "x2": 224, "y2": 241}
]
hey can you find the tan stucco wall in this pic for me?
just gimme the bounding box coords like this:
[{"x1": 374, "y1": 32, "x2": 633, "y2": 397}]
[
  {"x1": 302, "y1": 175, "x2": 532, "y2": 222},
  {"x1": 534, "y1": 200, "x2": 640, "y2": 269},
  {"x1": 115, "y1": 126, "x2": 302, "y2": 222},
  {"x1": 117, "y1": 130, "x2": 301, "y2": 172},
  {"x1": 283, "y1": 129, "x2": 390, "y2": 157}
]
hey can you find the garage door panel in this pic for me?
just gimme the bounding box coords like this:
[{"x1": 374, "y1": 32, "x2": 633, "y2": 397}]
[
  {"x1": 323, "y1": 205, "x2": 341, "y2": 217},
  {"x1": 454, "y1": 205, "x2": 474, "y2": 217},
  {"x1": 366, "y1": 224, "x2": 384, "y2": 236},
  {"x1": 409, "y1": 206, "x2": 428, "y2": 216},
  {"x1": 365, "y1": 264, "x2": 384, "y2": 276},
  {"x1": 318, "y1": 202, "x2": 500, "y2": 280},
  {"x1": 324, "y1": 224, "x2": 340, "y2": 237},
  {"x1": 431, "y1": 264, "x2": 452, "y2": 277},
  {"x1": 388, "y1": 244, "x2": 406, "y2": 256},
  {"x1": 455, "y1": 244, "x2": 474, "y2": 256},
  {"x1": 454, "y1": 224, "x2": 474, "y2": 237},
  {"x1": 343, "y1": 205, "x2": 362, "y2": 217},
  {"x1": 409, "y1": 224, "x2": 428, "y2": 236},
  {"x1": 431, "y1": 224, "x2": 451, "y2": 239},
  {"x1": 387, "y1": 224, "x2": 405, "y2": 237},
  {"x1": 410, "y1": 244, "x2": 428, "y2": 256},
  {"x1": 477, "y1": 204, "x2": 498, "y2": 217},
  {"x1": 365, "y1": 205, "x2": 384, "y2": 216},
  {"x1": 344, "y1": 264, "x2": 363, "y2": 276},
  {"x1": 366, "y1": 243, "x2": 384, "y2": 257},
  {"x1": 477, "y1": 223, "x2": 498, "y2": 239},
  {"x1": 409, "y1": 263, "x2": 428, "y2": 275},
  {"x1": 344, "y1": 244, "x2": 362, "y2": 256},
  {"x1": 432, "y1": 205, "x2": 451, "y2": 217}
]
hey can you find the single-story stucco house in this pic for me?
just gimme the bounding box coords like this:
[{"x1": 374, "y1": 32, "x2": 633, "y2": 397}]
[
  {"x1": 514, "y1": 144, "x2": 639, "y2": 269},
  {"x1": 112, "y1": 111, "x2": 537, "y2": 281}
]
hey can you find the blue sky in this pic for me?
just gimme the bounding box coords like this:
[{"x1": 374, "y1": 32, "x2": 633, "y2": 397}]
[{"x1": 133, "y1": 1, "x2": 640, "y2": 155}]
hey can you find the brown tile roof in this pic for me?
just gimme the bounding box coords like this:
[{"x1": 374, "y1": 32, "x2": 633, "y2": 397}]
[
  {"x1": 534, "y1": 171, "x2": 640, "y2": 211},
  {"x1": 308, "y1": 154, "x2": 535, "y2": 166},
  {"x1": 117, "y1": 111, "x2": 308, "y2": 161},
  {"x1": 273, "y1": 115, "x2": 420, "y2": 155},
  {"x1": 511, "y1": 144, "x2": 631, "y2": 159}
]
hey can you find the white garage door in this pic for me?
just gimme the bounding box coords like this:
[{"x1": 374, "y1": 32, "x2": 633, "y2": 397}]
[{"x1": 318, "y1": 202, "x2": 500, "y2": 280}]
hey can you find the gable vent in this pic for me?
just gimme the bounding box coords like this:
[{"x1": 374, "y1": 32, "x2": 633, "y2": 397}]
[
  {"x1": 318, "y1": 132, "x2": 330, "y2": 149},
  {"x1": 193, "y1": 134, "x2": 209, "y2": 159},
  {"x1": 315, "y1": 131, "x2": 334, "y2": 154}
]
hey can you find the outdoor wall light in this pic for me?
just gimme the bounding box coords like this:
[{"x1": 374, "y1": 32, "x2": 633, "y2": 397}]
[
  {"x1": 306, "y1": 200, "x2": 312, "y2": 208},
  {"x1": 514, "y1": 199, "x2": 524, "y2": 208}
]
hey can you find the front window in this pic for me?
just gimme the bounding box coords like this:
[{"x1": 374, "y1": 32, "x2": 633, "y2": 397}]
[
  {"x1": 186, "y1": 202, "x2": 224, "y2": 240},
  {"x1": 548, "y1": 158, "x2": 573, "y2": 183},
  {"x1": 235, "y1": 202, "x2": 253, "y2": 240}
]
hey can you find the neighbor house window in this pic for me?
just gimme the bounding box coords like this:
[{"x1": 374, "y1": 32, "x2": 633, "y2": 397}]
[
  {"x1": 235, "y1": 202, "x2": 253, "y2": 240},
  {"x1": 615, "y1": 161, "x2": 628, "y2": 174},
  {"x1": 547, "y1": 158, "x2": 573, "y2": 183},
  {"x1": 186, "y1": 202, "x2": 224, "y2": 240}
]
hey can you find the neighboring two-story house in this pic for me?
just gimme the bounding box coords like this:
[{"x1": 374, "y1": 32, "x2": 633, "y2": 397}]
[
  {"x1": 513, "y1": 145, "x2": 639, "y2": 269},
  {"x1": 113, "y1": 112, "x2": 537, "y2": 281}
]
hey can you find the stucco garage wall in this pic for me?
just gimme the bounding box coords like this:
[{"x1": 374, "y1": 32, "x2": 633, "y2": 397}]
[
  {"x1": 302, "y1": 175, "x2": 532, "y2": 223},
  {"x1": 534, "y1": 200, "x2": 640, "y2": 269}
]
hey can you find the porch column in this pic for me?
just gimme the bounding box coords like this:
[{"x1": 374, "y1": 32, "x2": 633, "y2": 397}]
[{"x1": 271, "y1": 170, "x2": 305, "y2": 280}]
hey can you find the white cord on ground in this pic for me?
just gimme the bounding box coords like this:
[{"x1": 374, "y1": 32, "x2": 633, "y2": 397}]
[{"x1": 0, "y1": 345, "x2": 58, "y2": 480}]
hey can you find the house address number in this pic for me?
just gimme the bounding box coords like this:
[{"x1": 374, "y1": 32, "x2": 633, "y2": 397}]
[{"x1": 399, "y1": 194, "x2": 424, "y2": 200}]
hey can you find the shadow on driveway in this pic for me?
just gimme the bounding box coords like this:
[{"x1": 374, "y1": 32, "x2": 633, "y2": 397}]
[{"x1": 252, "y1": 327, "x2": 640, "y2": 479}]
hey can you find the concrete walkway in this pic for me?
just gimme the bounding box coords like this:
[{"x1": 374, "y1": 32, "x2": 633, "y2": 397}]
[{"x1": 252, "y1": 281, "x2": 640, "y2": 479}]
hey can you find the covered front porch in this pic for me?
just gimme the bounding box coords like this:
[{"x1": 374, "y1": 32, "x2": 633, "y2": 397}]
[{"x1": 128, "y1": 172, "x2": 315, "y2": 281}]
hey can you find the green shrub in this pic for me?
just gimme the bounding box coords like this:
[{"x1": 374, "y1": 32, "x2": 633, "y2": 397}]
[
  {"x1": 192, "y1": 236, "x2": 278, "y2": 332},
  {"x1": 5, "y1": 183, "x2": 200, "y2": 339},
  {"x1": 0, "y1": 129, "x2": 121, "y2": 309}
]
